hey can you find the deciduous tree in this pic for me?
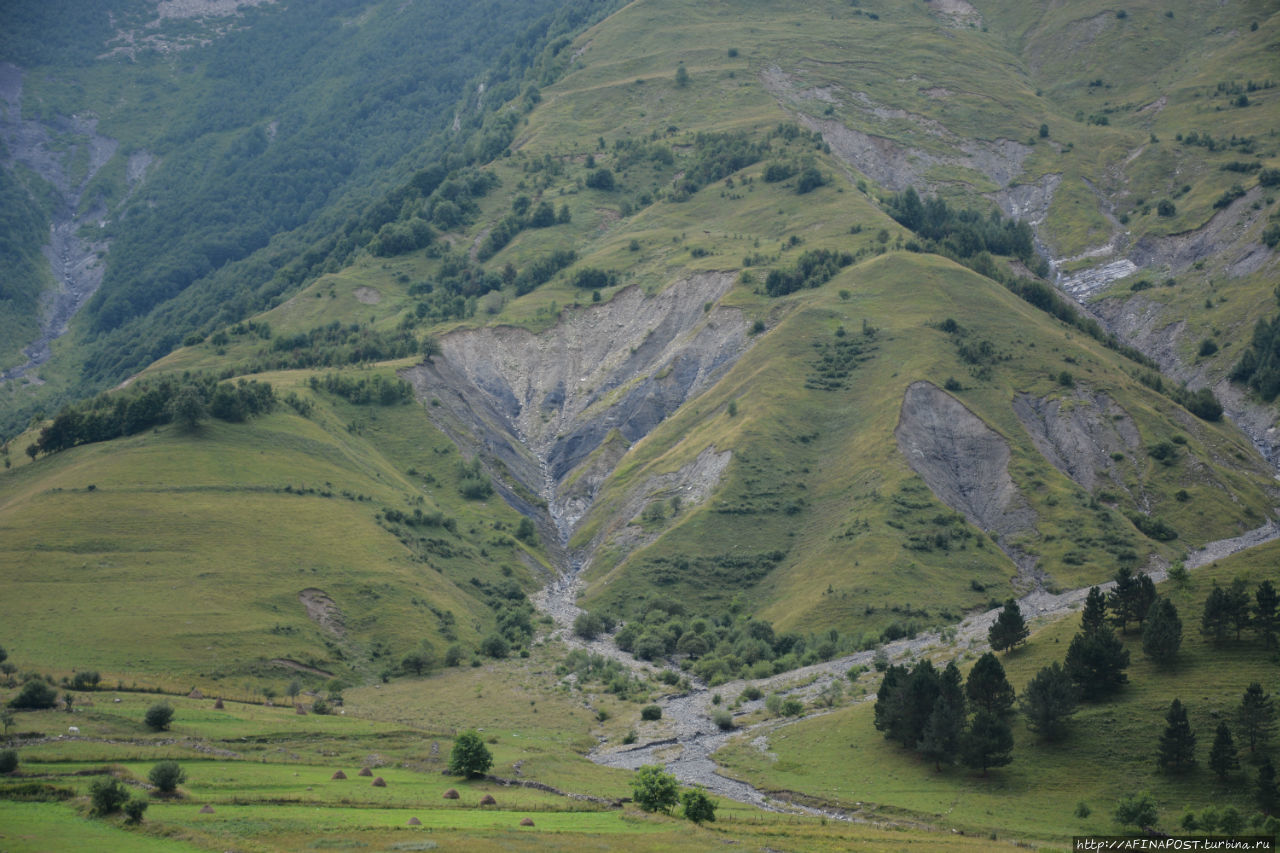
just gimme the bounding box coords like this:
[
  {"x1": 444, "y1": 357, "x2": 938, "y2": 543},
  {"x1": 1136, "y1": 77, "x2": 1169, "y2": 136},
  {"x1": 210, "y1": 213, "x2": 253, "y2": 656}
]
[{"x1": 448, "y1": 731, "x2": 493, "y2": 778}]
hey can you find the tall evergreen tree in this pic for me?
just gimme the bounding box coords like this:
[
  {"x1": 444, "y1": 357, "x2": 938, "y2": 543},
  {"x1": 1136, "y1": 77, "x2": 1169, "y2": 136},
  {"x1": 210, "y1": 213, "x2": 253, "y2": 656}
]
[
  {"x1": 1132, "y1": 574, "x2": 1157, "y2": 628},
  {"x1": 1256, "y1": 580, "x2": 1279, "y2": 649},
  {"x1": 1259, "y1": 757, "x2": 1279, "y2": 815},
  {"x1": 1227, "y1": 578, "x2": 1253, "y2": 640},
  {"x1": 1019, "y1": 661, "x2": 1079, "y2": 741},
  {"x1": 873, "y1": 665, "x2": 908, "y2": 738},
  {"x1": 1202, "y1": 583, "x2": 1232, "y2": 642},
  {"x1": 1108, "y1": 567, "x2": 1140, "y2": 633},
  {"x1": 1065, "y1": 626, "x2": 1129, "y2": 700},
  {"x1": 1156, "y1": 699, "x2": 1197, "y2": 772},
  {"x1": 917, "y1": 695, "x2": 965, "y2": 771},
  {"x1": 1142, "y1": 597, "x2": 1182, "y2": 665},
  {"x1": 939, "y1": 661, "x2": 966, "y2": 716},
  {"x1": 965, "y1": 653, "x2": 1015, "y2": 719},
  {"x1": 1240, "y1": 682, "x2": 1277, "y2": 753},
  {"x1": 960, "y1": 709, "x2": 1014, "y2": 776},
  {"x1": 989, "y1": 598, "x2": 1030, "y2": 652},
  {"x1": 1209, "y1": 723, "x2": 1241, "y2": 780},
  {"x1": 895, "y1": 661, "x2": 941, "y2": 749},
  {"x1": 1081, "y1": 586, "x2": 1108, "y2": 634}
]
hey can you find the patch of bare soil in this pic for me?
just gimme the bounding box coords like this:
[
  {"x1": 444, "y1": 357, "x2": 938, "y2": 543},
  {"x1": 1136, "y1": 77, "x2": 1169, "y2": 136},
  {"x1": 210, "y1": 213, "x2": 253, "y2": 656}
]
[
  {"x1": 353, "y1": 286, "x2": 381, "y2": 305},
  {"x1": 895, "y1": 381, "x2": 1035, "y2": 539},
  {"x1": 298, "y1": 588, "x2": 344, "y2": 638},
  {"x1": 1013, "y1": 388, "x2": 1140, "y2": 492}
]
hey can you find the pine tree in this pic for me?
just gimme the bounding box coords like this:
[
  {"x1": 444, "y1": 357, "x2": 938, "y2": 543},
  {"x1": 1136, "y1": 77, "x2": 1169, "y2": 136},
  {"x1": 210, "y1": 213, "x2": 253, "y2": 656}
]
[
  {"x1": 965, "y1": 653, "x2": 1015, "y2": 719},
  {"x1": 1081, "y1": 586, "x2": 1108, "y2": 634},
  {"x1": 1208, "y1": 722, "x2": 1239, "y2": 773},
  {"x1": 1019, "y1": 661, "x2": 1079, "y2": 741},
  {"x1": 1240, "y1": 682, "x2": 1276, "y2": 753},
  {"x1": 989, "y1": 598, "x2": 1030, "y2": 652},
  {"x1": 1156, "y1": 699, "x2": 1197, "y2": 772},
  {"x1": 1209, "y1": 723, "x2": 1240, "y2": 780},
  {"x1": 1132, "y1": 574, "x2": 1157, "y2": 628},
  {"x1": 1065, "y1": 626, "x2": 1130, "y2": 700},
  {"x1": 1227, "y1": 578, "x2": 1253, "y2": 640},
  {"x1": 895, "y1": 661, "x2": 941, "y2": 748},
  {"x1": 1256, "y1": 580, "x2": 1279, "y2": 649},
  {"x1": 1108, "y1": 567, "x2": 1140, "y2": 633},
  {"x1": 960, "y1": 709, "x2": 1014, "y2": 776},
  {"x1": 873, "y1": 664, "x2": 908, "y2": 738},
  {"x1": 917, "y1": 695, "x2": 964, "y2": 770},
  {"x1": 1142, "y1": 597, "x2": 1182, "y2": 665},
  {"x1": 1201, "y1": 583, "x2": 1232, "y2": 642},
  {"x1": 1259, "y1": 757, "x2": 1278, "y2": 815}
]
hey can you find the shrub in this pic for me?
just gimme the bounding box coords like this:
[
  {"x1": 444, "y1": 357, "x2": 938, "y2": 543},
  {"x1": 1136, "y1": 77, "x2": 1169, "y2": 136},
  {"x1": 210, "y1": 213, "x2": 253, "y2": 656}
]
[
  {"x1": 8, "y1": 680, "x2": 56, "y2": 710},
  {"x1": 90, "y1": 778, "x2": 130, "y2": 816},
  {"x1": 682, "y1": 788, "x2": 717, "y2": 822},
  {"x1": 148, "y1": 761, "x2": 186, "y2": 794},
  {"x1": 712, "y1": 710, "x2": 735, "y2": 731},
  {"x1": 144, "y1": 702, "x2": 174, "y2": 732},
  {"x1": 585, "y1": 169, "x2": 615, "y2": 191},
  {"x1": 0, "y1": 750, "x2": 17, "y2": 773},
  {"x1": 123, "y1": 797, "x2": 148, "y2": 824},
  {"x1": 740, "y1": 686, "x2": 763, "y2": 702},
  {"x1": 640, "y1": 705, "x2": 662, "y2": 721},
  {"x1": 781, "y1": 698, "x2": 805, "y2": 716}
]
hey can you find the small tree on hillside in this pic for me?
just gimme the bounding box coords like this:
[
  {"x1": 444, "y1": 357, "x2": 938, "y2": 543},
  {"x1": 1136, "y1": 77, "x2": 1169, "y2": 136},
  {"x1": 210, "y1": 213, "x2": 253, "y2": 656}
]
[
  {"x1": 90, "y1": 778, "x2": 131, "y2": 816},
  {"x1": 631, "y1": 764, "x2": 679, "y2": 813},
  {"x1": 966, "y1": 653, "x2": 1015, "y2": 719},
  {"x1": 1202, "y1": 583, "x2": 1232, "y2": 642},
  {"x1": 1156, "y1": 699, "x2": 1197, "y2": 772},
  {"x1": 148, "y1": 760, "x2": 186, "y2": 794},
  {"x1": 1019, "y1": 662, "x2": 1079, "y2": 741},
  {"x1": 1240, "y1": 682, "x2": 1276, "y2": 753},
  {"x1": 1081, "y1": 586, "x2": 1108, "y2": 634},
  {"x1": 917, "y1": 694, "x2": 965, "y2": 770},
  {"x1": 144, "y1": 702, "x2": 174, "y2": 732},
  {"x1": 989, "y1": 598, "x2": 1029, "y2": 652},
  {"x1": 960, "y1": 709, "x2": 1014, "y2": 776},
  {"x1": 8, "y1": 679, "x2": 57, "y2": 710},
  {"x1": 674, "y1": 63, "x2": 690, "y2": 88},
  {"x1": 1142, "y1": 597, "x2": 1182, "y2": 665},
  {"x1": 1210, "y1": 723, "x2": 1241, "y2": 780},
  {"x1": 1114, "y1": 791, "x2": 1158, "y2": 830},
  {"x1": 681, "y1": 788, "x2": 716, "y2": 823},
  {"x1": 1065, "y1": 625, "x2": 1129, "y2": 700},
  {"x1": 448, "y1": 730, "x2": 493, "y2": 778}
]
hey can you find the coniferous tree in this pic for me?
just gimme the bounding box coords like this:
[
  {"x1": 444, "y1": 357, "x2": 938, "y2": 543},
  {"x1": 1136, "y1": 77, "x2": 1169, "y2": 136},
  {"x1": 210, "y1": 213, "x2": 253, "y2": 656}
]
[
  {"x1": 939, "y1": 661, "x2": 965, "y2": 714},
  {"x1": 966, "y1": 653, "x2": 1016, "y2": 719},
  {"x1": 1240, "y1": 682, "x2": 1277, "y2": 753},
  {"x1": 1156, "y1": 699, "x2": 1197, "y2": 772},
  {"x1": 1065, "y1": 625, "x2": 1130, "y2": 700},
  {"x1": 1259, "y1": 757, "x2": 1279, "y2": 815},
  {"x1": 895, "y1": 661, "x2": 941, "y2": 748},
  {"x1": 873, "y1": 664, "x2": 908, "y2": 738},
  {"x1": 960, "y1": 709, "x2": 1014, "y2": 776},
  {"x1": 1202, "y1": 583, "x2": 1232, "y2": 642},
  {"x1": 1019, "y1": 661, "x2": 1079, "y2": 741},
  {"x1": 1209, "y1": 723, "x2": 1240, "y2": 780},
  {"x1": 989, "y1": 598, "x2": 1030, "y2": 652},
  {"x1": 1108, "y1": 567, "x2": 1140, "y2": 633},
  {"x1": 1142, "y1": 597, "x2": 1182, "y2": 665},
  {"x1": 1081, "y1": 586, "x2": 1108, "y2": 634},
  {"x1": 1132, "y1": 574, "x2": 1157, "y2": 628},
  {"x1": 917, "y1": 695, "x2": 965, "y2": 770},
  {"x1": 1256, "y1": 580, "x2": 1279, "y2": 649},
  {"x1": 1227, "y1": 578, "x2": 1253, "y2": 640}
]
